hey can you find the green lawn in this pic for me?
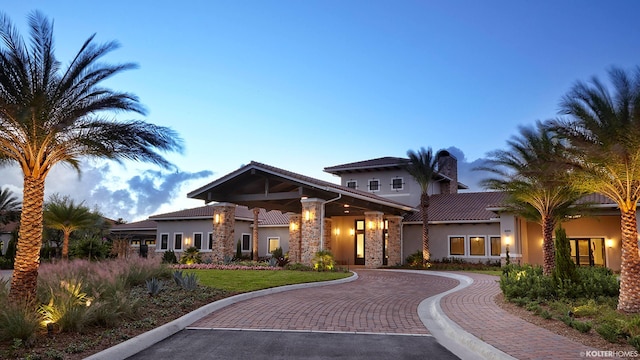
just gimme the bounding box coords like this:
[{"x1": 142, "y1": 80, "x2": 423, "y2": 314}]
[{"x1": 189, "y1": 269, "x2": 353, "y2": 292}]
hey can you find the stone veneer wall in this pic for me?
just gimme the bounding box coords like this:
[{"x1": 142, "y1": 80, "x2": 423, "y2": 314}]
[
  {"x1": 386, "y1": 215, "x2": 403, "y2": 266},
  {"x1": 323, "y1": 218, "x2": 332, "y2": 252},
  {"x1": 211, "y1": 203, "x2": 236, "y2": 262},
  {"x1": 365, "y1": 211, "x2": 384, "y2": 268},
  {"x1": 288, "y1": 214, "x2": 302, "y2": 263},
  {"x1": 301, "y1": 198, "x2": 323, "y2": 265}
]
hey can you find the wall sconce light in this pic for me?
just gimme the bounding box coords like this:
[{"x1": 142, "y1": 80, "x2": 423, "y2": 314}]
[
  {"x1": 379, "y1": 221, "x2": 384, "y2": 230},
  {"x1": 305, "y1": 210, "x2": 311, "y2": 221},
  {"x1": 335, "y1": 228, "x2": 340, "y2": 236},
  {"x1": 504, "y1": 235, "x2": 511, "y2": 246},
  {"x1": 290, "y1": 222, "x2": 297, "y2": 231},
  {"x1": 214, "y1": 214, "x2": 220, "y2": 224},
  {"x1": 185, "y1": 237, "x2": 191, "y2": 246},
  {"x1": 349, "y1": 228, "x2": 355, "y2": 236},
  {"x1": 606, "y1": 239, "x2": 614, "y2": 248},
  {"x1": 368, "y1": 221, "x2": 374, "y2": 230}
]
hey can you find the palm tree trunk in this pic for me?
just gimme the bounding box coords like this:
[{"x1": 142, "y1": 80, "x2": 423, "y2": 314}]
[
  {"x1": 618, "y1": 209, "x2": 640, "y2": 313},
  {"x1": 542, "y1": 215, "x2": 556, "y2": 276},
  {"x1": 421, "y1": 193, "x2": 430, "y2": 264},
  {"x1": 62, "y1": 230, "x2": 71, "y2": 259},
  {"x1": 9, "y1": 176, "x2": 45, "y2": 302}
]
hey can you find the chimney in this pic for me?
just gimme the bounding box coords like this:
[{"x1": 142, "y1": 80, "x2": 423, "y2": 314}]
[{"x1": 437, "y1": 150, "x2": 458, "y2": 194}]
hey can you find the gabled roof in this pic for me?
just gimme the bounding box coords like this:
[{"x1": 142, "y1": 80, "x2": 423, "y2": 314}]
[
  {"x1": 404, "y1": 192, "x2": 508, "y2": 223},
  {"x1": 146, "y1": 205, "x2": 290, "y2": 223},
  {"x1": 324, "y1": 156, "x2": 468, "y2": 190},
  {"x1": 110, "y1": 219, "x2": 157, "y2": 231},
  {"x1": 188, "y1": 161, "x2": 416, "y2": 217},
  {"x1": 324, "y1": 157, "x2": 410, "y2": 174}
]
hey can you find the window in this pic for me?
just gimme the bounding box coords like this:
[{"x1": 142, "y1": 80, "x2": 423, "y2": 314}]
[
  {"x1": 241, "y1": 233, "x2": 251, "y2": 252},
  {"x1": 146, "y1": 239, "x2": 156, "y2": 246},
  {"x1": 449, "y1": 236, "x2": 465, "y2": 256},
  {"x1": 391, "y1": 177, "x2": 404, "y2": 191},
  {"x1": 368, "y1": 179, "x2": 380, "y2": 192},
  {"x1": 346, "y1": 180, "x2": 357, "y2": 189},
  {"x1": 470, "y1": 236, "x2": 486, "y2": 256},
  {"x1": 268, "y1": 237, "x2": 280, "y2": 253},
  {"x1": 160, "y1": 234, "x2": 169, "y2": 250},
  {"x1": 131, "y1": 239, "x2": 140, "y2": 246},
  {"x1": 174, "y1": 233, "x2": 183, "y2": 250},
  {"x1": 194, "y1": 233, "x2": 203, "y2": 250},
  {"x1": 208, "y1": 232, "x2": 213, "y2": 250},
  {"x1": 490, "y1": 236, "x2": 501, "y2": 256}
]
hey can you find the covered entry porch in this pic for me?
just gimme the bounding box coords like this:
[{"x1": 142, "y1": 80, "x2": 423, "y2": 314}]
[{"x1": 187, "y1": 161, "x2": 415, "y2": 268}]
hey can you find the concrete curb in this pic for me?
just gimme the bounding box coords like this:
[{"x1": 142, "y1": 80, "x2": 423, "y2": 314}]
[
  {"x1": 388, "y1": 270, "x2": 516, "y2": 360},
  {"x1": 84, "y1": 271, "x2": 358, "y2": 360}
]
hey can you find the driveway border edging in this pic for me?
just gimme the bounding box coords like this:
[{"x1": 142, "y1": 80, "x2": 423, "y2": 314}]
[
  {"x1": 84, "y1": 272, "x2": 358, "y2": 360},
  {"x1": 388, "y1": 269, "x2": 517, "y2": 360}
]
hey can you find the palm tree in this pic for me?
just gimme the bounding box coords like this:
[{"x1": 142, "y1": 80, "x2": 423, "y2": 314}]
[
  {"x1": 553, "y1": 67, "x2": 640, "y2": 313},
  {"x1": 405, "y1": 147, "x2": 439, "y2": 264},
  {"x1": 0, "y1": 12, "x2": 183, "y2": 301},
  {"x1": 478, "y1": 121, "x2": 585, "y2": 275},
  {"x1": 44, "y1": 194, "x2": 95, "y2": 259},
  {"x1": 0, "y1": 187, "x2": 21, "y2": 225}
]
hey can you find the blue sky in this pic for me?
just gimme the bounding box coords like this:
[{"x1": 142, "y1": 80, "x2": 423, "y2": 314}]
[{"x1": 2, "y1": 1, "x2": 640, "y2": 221}]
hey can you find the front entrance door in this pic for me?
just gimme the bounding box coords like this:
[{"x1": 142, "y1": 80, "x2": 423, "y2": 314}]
[
  {"x1": 355, "y1": 220, "x2": 365, "y2": 265},
  {"x1": 570, "y1": 238, "x2": 605, "y2": 267}
]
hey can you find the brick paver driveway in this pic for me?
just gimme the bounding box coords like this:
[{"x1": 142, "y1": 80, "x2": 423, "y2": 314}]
[{"x1": 190, "y1": 269, "x2": 459, "y2": 334}]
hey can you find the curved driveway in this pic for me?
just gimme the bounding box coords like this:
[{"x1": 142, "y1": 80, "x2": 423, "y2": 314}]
[{"x1": 190, "y1": 269, "x2": 458, "y2": 334}]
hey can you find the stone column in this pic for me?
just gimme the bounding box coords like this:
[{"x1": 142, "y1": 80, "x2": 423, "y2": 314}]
[
  {"x1": 365, "y1": 211, "x2": 384, "y2": 268},
  {"x1": 212, "y1": 203, "x2": 236, "y2": 263},
  {"x1": 323, "y1": 218, "x2": 332, "y2": 252},
  {"x1": 288, "y1": 214, "x2": 302, "y2": 263},
  {"x1": 386, "y1": 215, "x2": 403, "y2": 266},
  {"x1": 301, "y1": 198, "x2": 323, "y2": 265},
  {"x1": 252, "y1": 208, "x2": 259, "y2": 261}
]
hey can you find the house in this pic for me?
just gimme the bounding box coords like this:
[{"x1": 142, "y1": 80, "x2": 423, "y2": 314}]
[{"x1": 112, "y1": 152, "x2": 625, "y2": 271}]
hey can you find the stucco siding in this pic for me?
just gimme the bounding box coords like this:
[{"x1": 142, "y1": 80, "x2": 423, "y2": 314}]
[
  {"x1": 524, "y1": 215, "x2": 622, "y2": 272},
  {"x1": 403, "y1": 223, "x2": 501, "y2": 263}
]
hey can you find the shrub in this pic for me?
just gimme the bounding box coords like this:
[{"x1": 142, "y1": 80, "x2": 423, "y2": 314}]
[
  {"x1": 270, "y1": 247, "x2": 290, "y2": 267},
  {"x1": 500, "y1": 264, "x2": 619, "y2": 301},
  {"x1": 571, "y1": 320, "x2": 592, "y2": 333},
  {"x1": 180, "y1": 247, "x2": 202, "y2": 265},
  {"x1": 70, "y1": 237, "x2": 111, "y2": 260},
  {"x1": 622, "y1": 316, "x2": 640, "y2": 337},
  {"x1": 236, "y1": 240, "x2": 242, "y2": 259},
  {"x1": 0, "y1": 301, "x2": 41, "y2": 342},
  {"x1": 38, "y1": 279, "x2": 94, "y2": 333},
  {"x1": 553, "y1": 227, "x2": 577, "y2": 285},
  {"x1": 500, "y1": 264, "x2": 555, "y2": 300},
  {"x1": 313, "y1": 250, "x2": 335, "y2": 271},
  {"x1": 162, "y1": 250, "x2": 178, "y2": 264},
  {"x1": 629, "y1": 335, "x2": 640, "y2": 351},
  {"x1": 145, "y1": 277, "x2": 164, "y2": 296},
  {"x1": 172, "y1": 270, "x2": 198, "y2": 290},
  {"x1": 596, "y1": 319, "x2": 623, "y2": 343},
  {"x1": 405, "y1": 251, "x2": 423, "y2": 268}
]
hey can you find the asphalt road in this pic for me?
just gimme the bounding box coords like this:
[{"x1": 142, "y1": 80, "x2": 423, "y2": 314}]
[{"x1": 126, "y1": 329, "x2": 460, "y2": 360}]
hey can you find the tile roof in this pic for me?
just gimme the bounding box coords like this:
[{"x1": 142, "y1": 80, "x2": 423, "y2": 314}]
[
  {"x1": 324, "y1": 157, "x2": 410, "y2": 173},
  {"x1": 146, "y1": 204, "x2": 290, "y2": 225},
  {"x1": 404, "y1": 192, "x2": 508, "y2": 223},
  {"x1": 110, "y1": 219, "x2": 157, "y2": 231}
]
